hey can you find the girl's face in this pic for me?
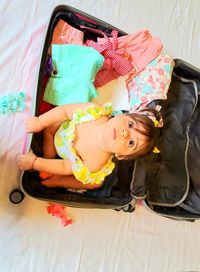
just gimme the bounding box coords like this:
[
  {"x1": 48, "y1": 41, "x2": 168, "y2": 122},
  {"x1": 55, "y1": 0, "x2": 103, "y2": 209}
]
[{"x1": 103, "y1": 114, "x2": 148, "y2": 158}]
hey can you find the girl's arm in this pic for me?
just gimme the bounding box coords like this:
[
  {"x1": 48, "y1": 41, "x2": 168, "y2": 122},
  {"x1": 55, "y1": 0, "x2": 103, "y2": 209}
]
[
  {"x1": 18, "y1": 152, "x2": 103, "y2": 189},
  {"x1": 18, "y1": 152, "x2": 73, "y2": 175},
  {"x1": 33, "y1": 157, "x2": 73, "y2": 175},
  {"x1": 26, "y1": 102, "x2": 96, "y2": 133}
]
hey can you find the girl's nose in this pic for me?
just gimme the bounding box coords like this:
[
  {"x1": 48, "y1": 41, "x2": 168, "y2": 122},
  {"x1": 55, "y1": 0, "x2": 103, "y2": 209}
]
[{"x1": 121, "y1": 129, "x2": 129, "y2": 139}]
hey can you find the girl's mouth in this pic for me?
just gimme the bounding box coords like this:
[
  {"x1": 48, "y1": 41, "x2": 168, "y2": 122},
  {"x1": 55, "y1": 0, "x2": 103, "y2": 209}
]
[{"x1": 113, "y1": 128, "x2": 116, "y2": 140}]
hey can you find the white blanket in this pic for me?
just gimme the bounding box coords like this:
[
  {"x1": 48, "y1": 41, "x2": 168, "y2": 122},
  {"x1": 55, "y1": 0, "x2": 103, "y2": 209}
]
[{"x1": 1, "y1": 1, "x2": 200, "y2": 271}]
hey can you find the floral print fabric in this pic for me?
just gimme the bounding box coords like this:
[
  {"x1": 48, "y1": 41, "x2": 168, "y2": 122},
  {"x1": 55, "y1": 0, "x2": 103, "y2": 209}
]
[{"x1": 128, "y1": 54, "x2": 175, "y2": 111}]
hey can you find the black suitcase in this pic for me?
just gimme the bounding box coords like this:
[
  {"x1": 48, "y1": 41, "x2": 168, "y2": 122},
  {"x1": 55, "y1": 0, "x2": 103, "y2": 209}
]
[
  {"x1": 132, "y1": 59, "x2": 200, "y2": 221},
  {"x1": 10, "y1": 5, "x2": 200, "y2": 221}
]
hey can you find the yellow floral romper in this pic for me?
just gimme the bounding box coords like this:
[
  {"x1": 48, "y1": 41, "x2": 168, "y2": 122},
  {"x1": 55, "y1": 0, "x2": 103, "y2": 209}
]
[{"x1": 54, "y1": 103, "x2": 115, "y2": 185}]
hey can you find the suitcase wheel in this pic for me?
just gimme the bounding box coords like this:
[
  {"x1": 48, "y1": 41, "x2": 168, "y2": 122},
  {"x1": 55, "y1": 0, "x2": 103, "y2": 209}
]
[
  {"x1": 114, "y1": 207, "x2": 122, "y2": 212},
  {"x1": 9, "y1": 189, "x2": 25, "y2": 204}
]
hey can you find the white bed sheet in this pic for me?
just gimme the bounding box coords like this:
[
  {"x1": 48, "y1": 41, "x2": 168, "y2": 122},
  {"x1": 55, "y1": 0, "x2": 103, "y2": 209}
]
[{"x1": 0, "y1": 0, "x2": 200, "y2": 271}]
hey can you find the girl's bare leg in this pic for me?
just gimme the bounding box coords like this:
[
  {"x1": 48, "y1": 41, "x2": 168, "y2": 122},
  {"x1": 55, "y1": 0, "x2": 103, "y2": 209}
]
[
  {"x1": 41, "y1": 174, "x2": 102, "y2": 190},
  {"x1": 42, "y1": 121, "x2": 61, "y2": 159}
]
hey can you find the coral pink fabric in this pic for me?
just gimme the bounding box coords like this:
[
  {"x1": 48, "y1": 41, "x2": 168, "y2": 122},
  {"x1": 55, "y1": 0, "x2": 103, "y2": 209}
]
[{"x1": 51, "y1": 19, "x2": 84, "y2": 45}]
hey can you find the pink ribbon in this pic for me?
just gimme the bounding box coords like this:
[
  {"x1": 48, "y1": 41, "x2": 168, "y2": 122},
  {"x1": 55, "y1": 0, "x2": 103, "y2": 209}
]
[{"x1": 47, "y1": 203, "x2": 73, "y2": 227}]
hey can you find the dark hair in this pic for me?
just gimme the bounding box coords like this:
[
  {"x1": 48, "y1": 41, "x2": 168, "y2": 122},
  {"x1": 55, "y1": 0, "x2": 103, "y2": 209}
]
[{"x1": 122, "y1": 108, "x2": 161, "y2": 160}]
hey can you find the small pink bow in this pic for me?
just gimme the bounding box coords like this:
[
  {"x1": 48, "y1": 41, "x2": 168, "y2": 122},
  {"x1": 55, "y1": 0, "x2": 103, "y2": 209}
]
[{"x1": 47, "y1": 203, "x2": 73, "y2": 227}]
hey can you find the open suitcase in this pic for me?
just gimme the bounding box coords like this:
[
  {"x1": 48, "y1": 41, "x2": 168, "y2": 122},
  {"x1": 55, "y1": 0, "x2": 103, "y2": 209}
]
[{"x1": 10, "y1": 5, "x2": 200, "y2": 221}]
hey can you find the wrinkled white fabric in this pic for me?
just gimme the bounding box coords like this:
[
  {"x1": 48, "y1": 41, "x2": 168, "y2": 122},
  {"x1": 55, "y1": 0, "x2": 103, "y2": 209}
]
[
  {"x1": 0, "y1": 1, "x2": 200, "y2": 272},
  {"x1": 93, "y1": 76, "x2": 130, "y2": 111}
]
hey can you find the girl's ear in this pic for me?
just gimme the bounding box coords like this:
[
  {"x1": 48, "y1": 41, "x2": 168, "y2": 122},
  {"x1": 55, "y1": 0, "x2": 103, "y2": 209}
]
[{"x1": 115, "y1": 154, "x2": 126, "y2": 160}]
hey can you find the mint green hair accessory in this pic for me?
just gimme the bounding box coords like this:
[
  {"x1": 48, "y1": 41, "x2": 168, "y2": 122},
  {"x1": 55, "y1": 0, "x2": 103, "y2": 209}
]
[{"x1": 0, "y1": 92, "x2": 26, "y2": 114}]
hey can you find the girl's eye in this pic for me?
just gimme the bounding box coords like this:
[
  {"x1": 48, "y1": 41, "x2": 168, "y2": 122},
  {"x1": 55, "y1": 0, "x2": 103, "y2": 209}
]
[
  {"x1": 128, "y1": 121, "x2": 134, "y2": 128},
  {"x1": 129, "y1": 139, "x2": 135, "y2": 147}
]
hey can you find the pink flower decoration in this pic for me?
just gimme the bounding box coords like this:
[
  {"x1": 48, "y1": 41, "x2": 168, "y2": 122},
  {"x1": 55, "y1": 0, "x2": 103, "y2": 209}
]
[
  {"x1": 47, "y1": 203, "x2": 73, "y2": 227},
  {"x1": 157, "y1": 68, "x2": 164, "y2": 76},
  {"x1": 147, "y1": 75, "x2": 153, "y2": 84},
  {"x1": 141, "y1": 96, "x2": 147, "y2": 103}
]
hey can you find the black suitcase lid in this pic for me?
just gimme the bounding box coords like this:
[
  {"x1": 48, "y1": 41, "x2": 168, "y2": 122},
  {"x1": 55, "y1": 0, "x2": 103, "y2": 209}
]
[{"x1": 131, "y1": 59, "x2": 200, "y2": 206}]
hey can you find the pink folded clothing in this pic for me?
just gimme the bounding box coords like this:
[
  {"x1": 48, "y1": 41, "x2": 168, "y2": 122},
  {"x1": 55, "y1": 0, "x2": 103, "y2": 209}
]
[
  {"x1": 89, "y1": 29, "x2": 163, "y2": 88},
  {"x1": 103, "y1": 29, "x2": 163, "y2": 73},
  {"x1": 51, "y1": 19, "x2": 84, "y2": 45}
]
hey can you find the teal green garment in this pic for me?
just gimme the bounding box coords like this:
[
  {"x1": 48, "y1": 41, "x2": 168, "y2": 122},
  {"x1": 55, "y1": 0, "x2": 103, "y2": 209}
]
[{"x1": 44, "y1": 44, "x2": 104, "y2": 105}]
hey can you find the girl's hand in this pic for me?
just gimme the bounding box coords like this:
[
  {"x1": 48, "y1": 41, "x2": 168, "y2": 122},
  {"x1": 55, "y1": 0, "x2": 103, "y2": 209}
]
[
  {"x1": 18, "y1": 150, "x2": 37, "y2": 170},
  {"x1": 25, "y1": 116, "x2": 43, "y2": 133}
]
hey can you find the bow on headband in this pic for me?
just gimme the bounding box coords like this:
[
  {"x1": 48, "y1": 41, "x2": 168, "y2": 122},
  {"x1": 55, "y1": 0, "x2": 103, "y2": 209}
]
[{"x1": 132, "y1": 106, "x2": 163, "y2": 154}]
